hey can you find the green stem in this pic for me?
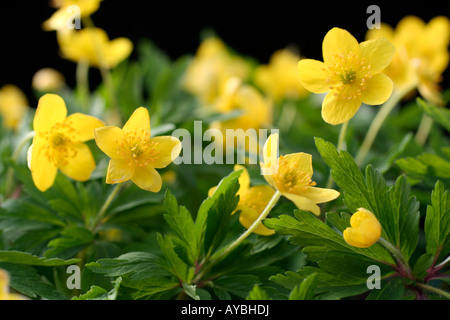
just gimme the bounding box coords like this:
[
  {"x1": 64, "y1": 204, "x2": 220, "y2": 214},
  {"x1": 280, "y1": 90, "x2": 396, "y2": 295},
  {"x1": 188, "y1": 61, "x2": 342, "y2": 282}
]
[
  {"x1": 76, "y1": 60, "x2": 90, "y2": 112},
  {"x1": 415, "y1": 113, "x2": 433, "y2": 147},
  {"x1": 326, "y1": 121, "x2": 349, "y2": 189},
  {"x1": 91, "y1": 182, "x2": 123, "y2": 232},
  {"x1": 378, "y1": 237, "x2": 412, "y2": 278},
  {"x1": 416, "y1": 283, "x2": 450, "y2": 300},
  {"x1": 355, "y1": 83, "x2": 416, "y2": 167},
  {"x1": 193, "y1": 190, "x2": 281, "y2": 283}
]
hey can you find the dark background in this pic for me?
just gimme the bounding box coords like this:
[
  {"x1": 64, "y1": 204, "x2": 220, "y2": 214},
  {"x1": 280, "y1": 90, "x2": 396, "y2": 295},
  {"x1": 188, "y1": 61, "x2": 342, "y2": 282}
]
[{"x1": 1, "y1": 1, "x2": 449, "y2": 106}]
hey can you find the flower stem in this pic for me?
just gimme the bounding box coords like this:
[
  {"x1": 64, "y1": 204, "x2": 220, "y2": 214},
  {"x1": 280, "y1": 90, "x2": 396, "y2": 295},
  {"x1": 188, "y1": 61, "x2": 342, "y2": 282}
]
[
  {"x1": 355, "y1": 83, "x2": 416, "y2": 167},
  {"x1": 193, "y1": 190, "x2": 281, "y2": 283},
  {"x1": 219, "y1": 190, "x2": 281, "y2": 258},
  {"x1": 92, "y1": 182, "x2": 123, "y2": 232},
  {"x1": 76, "y1": 60, "x2": 90, "y2": 112},
  {"x1": 378, "y1": 237, "x2": 412, "y2": 278},
  {"x1": 415, "y1": 113, "x2": 433, "y2": 147},
  {"x1": 416, "y1": 283, "x2": 450, "y2": 300},
  {"x1": 326, "y1": 121, "x2": 349, "y2": 189}
]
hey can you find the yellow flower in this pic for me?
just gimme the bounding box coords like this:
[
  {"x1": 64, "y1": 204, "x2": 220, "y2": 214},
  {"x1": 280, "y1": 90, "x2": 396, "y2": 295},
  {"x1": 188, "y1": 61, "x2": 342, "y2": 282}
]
[
  {"x1": 0, "y1": 269, "x2": 28, "y2": 300},
  {"x1": 209, "y1": 165, "x2": 276, "y2": 236},
  {"x1": 261, "y1": 133, "x2": 340, "y2": 216},
  {"x1": 254, "y1": 49, "x2": 309, "y2": 102},
  {"x1": 28, "y1": 94, "x2": 104, "y2": 192},
  {"x1": 94, "y1": 107, "x2": 182, "y2": 192},
  {"x1": 343, "y1": 208, "x2": 381, "y2": 248},
  {"x1": 0, "y1": 84, "x2": 29, "y2": 130},
  {"x1": 366, "y1": 16, "x2": 450, "y2": 106},
  {"x1": 32, "y1": 68, "x2": 66, "y2": 92},
  {"x1": 183, "y1": 37, "x2": 250, "y2": 105},
  {"x1": 298, "y1": 27, "x2": 395, "y2": 125},
  {"x1": 210, "y1": 77, "x2": 272, "y2": 156},
  {"x1": 57, "y1": 27, "x2": 133, "y2": 69},
  {"x1": 43, "y1": 0, "x2": 102, "y2": 31}
]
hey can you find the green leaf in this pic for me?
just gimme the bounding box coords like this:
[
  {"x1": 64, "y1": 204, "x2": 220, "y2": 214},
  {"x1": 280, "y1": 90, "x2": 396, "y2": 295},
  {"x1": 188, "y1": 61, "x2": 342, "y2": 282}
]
[
  {"x1": 195, "y1": 169, "x2": 241, "y2": 256},
  {"x1": 417, "y1": 97, "x2": 450, "y2": 132},
  {"x1": 0, "y1": 250, "x2": 78, "y2": 266},
  {"x1": 365, "y1": 278, "x2": 405, "y2": 300},
  {"x1": 412, "y1": 253, "x2": 435, "y2": 279},
  {"x1": 156, "y1": 233, "x2": 191, "y2": 282},
  {"x1": 315, "y1": 137, "x2": 420, "y2": 261},
  {"x1": 73, "y1": 277, "x2": 122, "y2": 300},
  {"x1": 182, "y1": 282, "x2": 200, "y2": 300},
  {"x1": 246, "y1": 285, "x2": 270, "y2": 300},
  {"x1": 163, "y1": 189, "x2": 197, "y2": 263},
  {"x1": 213, "y1": 275, "x2": 261, "y2": 299},
  {"x1": 44, "y1": 227, "x2": 94, "y2": 259},
  {"x1": 289, "y1": 273, "x2": 317, "y2": 300},
  {"x1": 425, "y1": 181, "x2": 450, "y2": 259}
]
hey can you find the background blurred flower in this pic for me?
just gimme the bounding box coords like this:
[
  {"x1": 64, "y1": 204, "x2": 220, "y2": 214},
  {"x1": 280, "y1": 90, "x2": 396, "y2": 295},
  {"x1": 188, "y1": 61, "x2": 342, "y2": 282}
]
[
  {"x1": 183, "y1": 37, "x2": 251, "y2": 105},
  {"x1": 0, "y1": 84, "x2": 29, "y2": 131},
  {"x1": 0, "y1": 269, "x2": 28, "y2": 300},
  {"x1": 57, "y1": 27, "x2": 133, "y2": 69},
  {"x1": 28, "y1": 93, "x2": 104, "y2": 191},
  {"x1": 32, "y1": 68, "x2": 66, "y2": 92},
  {"x1": 298, "y1": 27, "x2": 395, "y2": 125},
  {"x1": 366, "y1": 15, "x2": 450, "y2": 106},
  {"x1": 254, "y1": 48, "x2": 309, "y2": 102},
  {"x1": 43, "y1": 0, "x2": 103, "y2": 31}
]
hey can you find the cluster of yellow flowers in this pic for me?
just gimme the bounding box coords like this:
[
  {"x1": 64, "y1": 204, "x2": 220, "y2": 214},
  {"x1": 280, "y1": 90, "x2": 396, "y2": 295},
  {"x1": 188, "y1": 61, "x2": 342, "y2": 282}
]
[{"x1": 1, "y1": 0, "x2": 449, "y2": 266}]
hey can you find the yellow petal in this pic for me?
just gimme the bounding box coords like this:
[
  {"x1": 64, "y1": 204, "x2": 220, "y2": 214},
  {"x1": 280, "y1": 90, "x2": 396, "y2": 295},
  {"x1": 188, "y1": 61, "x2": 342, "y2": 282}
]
[
  {"x1": 106, "y1": 159, "x2": 134, "y2": 184},
  {"x1": 425, "y1": 16, "x2": 450, "y2": 50},
  {"x1": 360, "y1": 73, "x2": 393, "y2": 105},
  {"x1": 64, "y1": 113, "x2": 105, "y2": 142},
  {"x1": 58, "y1": 142, "x2": 96, "y2": 181},
  {"x1": 262, "y1": 133, "x2": 279, "y2": 171},
  {"x1": 234, "y1": 164, "x2": 250, "y2": 194},
  {"x1": 322, "y1": 28, "x2": 360, "y2": 64},
  {"x1": 298, "y1": 59, "x2": 330, "y2": 94},
  {"x1": 145, "y1": 136, "x2": 181, "y2": 169},
  {"x1": 131, "y1": 166, "x2": 162, "y2": 192},
  {"x1": 94, "y1": 126, "x2": 124, "y2": 159},
  {"x1": 282, "y1": 152, "x2": 314, "y2": 177},
  {"x1": 104, "y1": 37, "x2": 133, "y2": 68},
  {"x1": 359, "y1": 37, "x2": 395, "y2": 73},
  {"x1": 208, "y1": 186, "x2": 217, "y2": 197},
  {"x1": 29, "y1": 137, "x2": 58, "y2": 192},
  {"x1": 365, "y1": 23, "x2": 395, "y2": 41},
  {"x1": 283, "y1": 192, "x2": 321, "y2": 216},
  {"x1": 303, "y1": 187, "x2": 340, "y2": 204},
  {"x1": 34, "y1": 94, "x2": 67, "y2": 133},
  {"x1": 238, "y1": 205, "x2": 275, "y2": 236},
  {"x1": 122, "y1": 107, "x2": 151, "y2": 137},
  {"x1": 321, "y1": 91, "x2": 361, "y2": 125}
]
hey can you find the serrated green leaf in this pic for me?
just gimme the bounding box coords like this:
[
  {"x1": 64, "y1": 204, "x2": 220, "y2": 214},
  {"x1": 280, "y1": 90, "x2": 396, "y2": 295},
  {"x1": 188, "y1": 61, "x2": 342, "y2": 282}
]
[
  {"x1": 425, "y1": 181, "x2": 450, "y2": 259},
  {"x1": 412, "y1": 253, "x2": 435, "y2": 279},
  {"x1": 289, "y1": 273, "x2": 317, "y2": 300},
  {"x1": 44, "y1": 227, "x2": 94, "y2": 259},
  {"x1": 182, "y1": 282, "x2": 200, "y2": 300},
  {"x1": 157, "y1": 233, "x2": 190, "y2": 282},
  {"x1": 0, "y1": 250, "x2": 78, "y2": 266},
  {"x1": 365, "y1": 278, "x2": 405, "y2": 300},
  {"x1": 213, "y1": 275, "x2": 261, "y2": 299},
  {"x1": 417, "y1": 97, "x2": 450, "y2": 132},
  {"x1": 246, "y1": 285, "x2": 270, "y2": 300}
]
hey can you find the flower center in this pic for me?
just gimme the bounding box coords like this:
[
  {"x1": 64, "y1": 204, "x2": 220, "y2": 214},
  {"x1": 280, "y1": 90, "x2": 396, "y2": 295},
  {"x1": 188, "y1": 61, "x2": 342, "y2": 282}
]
[
  {"x1": 272, "y1": 156, "x2": 316, "y2": 194},
  {"x1": 325, "y1": 51, "x2": 373, "y2": 100},
  {"x1": 40, "y1": 122, "x2": 79, "y2": 166},
  {"x1": 116, "y1": 130, "x2": 161, "y2": 167}
]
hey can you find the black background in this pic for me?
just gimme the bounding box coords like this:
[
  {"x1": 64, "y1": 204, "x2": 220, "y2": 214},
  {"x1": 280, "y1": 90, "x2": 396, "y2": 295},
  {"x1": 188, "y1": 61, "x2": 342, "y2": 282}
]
[{"x1": 1, "y1": 1, "x2": 449, "y2": 106}]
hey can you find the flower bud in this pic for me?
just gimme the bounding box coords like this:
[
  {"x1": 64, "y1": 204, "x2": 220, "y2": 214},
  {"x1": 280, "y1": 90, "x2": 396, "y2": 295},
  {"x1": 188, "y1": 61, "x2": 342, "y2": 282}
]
[{"x1": 343, "y1": 208, "x2": 381, "y2": 248}]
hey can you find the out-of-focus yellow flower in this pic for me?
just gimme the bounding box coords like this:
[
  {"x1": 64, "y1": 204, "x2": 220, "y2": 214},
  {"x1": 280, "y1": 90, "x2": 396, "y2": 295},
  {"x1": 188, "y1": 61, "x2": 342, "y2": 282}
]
[
  {"x1": 94, "y1": 107, "x2": 182, "y2": 192},
  {"x1": 43, "y1": 0, "x2": 102, "y2": 31},
  {"x1": 57, "y1": 27, "x2": 133, "y2": 69},
  {"x1": 0, "y1": 84, "x2": 29, "y2": 130},
  {"x1": 261, "y1": 133, "x2": 340, "y2": 216},
  {"x1": 0, "y1": 269, "x2": 28, "y2": 300},
  {"x1": 366, "y1": 16, "x2": 450, "y2": 106},
  {"x1": 298, "y1": 27, "x2": 395, "y2": 125},
  {"x1": 161, "y1": 170, "x2": 177, "y2": 185},
  {"x1": 183, "y1": 37, "x2": 250, "y2": 105},
  {"x1": 28, "y1": 94, "x2": 104, "y2": 192},
  {"x1": 210, "y1": 77, "x2": 272, "y2": 155},
  {"x1": 32, "y1": 68, "x2": 66, "y2": 92},
  {"x1": 254, "y1": 49, "x2": 309, "y2": 102},
  {"x1": 343, "y1": 208, "x2": 381, "y2": 248},
  {"x1": 209, "y1": 165, "x2": 276, "y2": 236}
]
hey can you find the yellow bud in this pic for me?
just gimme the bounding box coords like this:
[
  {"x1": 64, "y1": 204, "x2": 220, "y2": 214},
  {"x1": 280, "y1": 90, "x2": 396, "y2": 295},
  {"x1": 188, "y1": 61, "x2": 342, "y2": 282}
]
[{"x1": 343, "y1": 208, "x2": 381, "y2": 248}]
